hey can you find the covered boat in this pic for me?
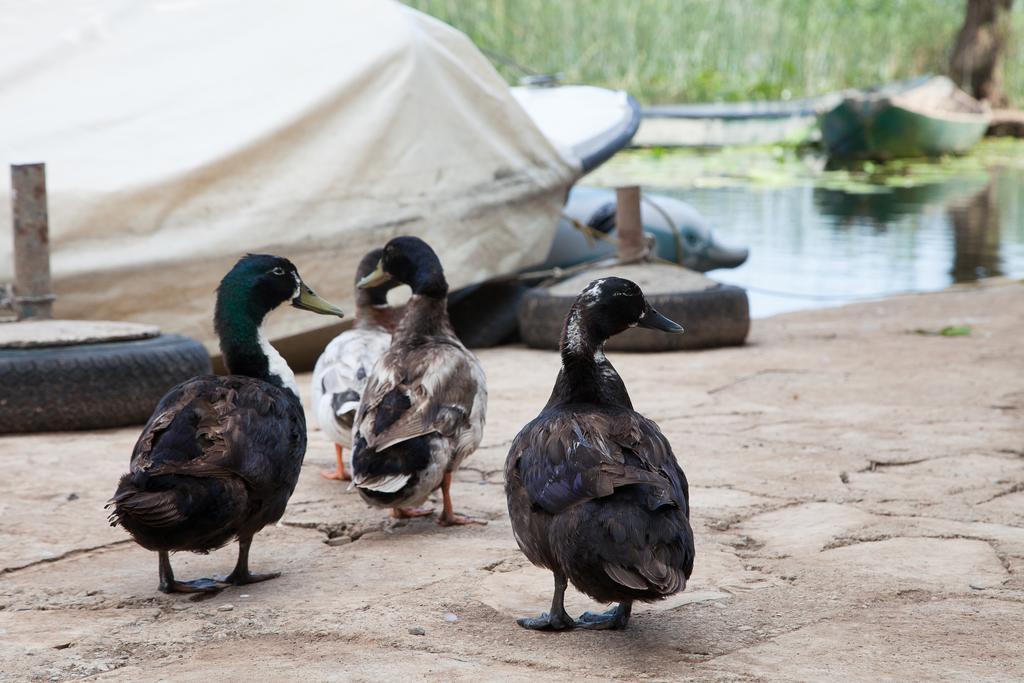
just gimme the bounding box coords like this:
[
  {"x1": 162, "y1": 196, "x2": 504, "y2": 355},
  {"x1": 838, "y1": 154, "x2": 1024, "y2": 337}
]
[
  {"x1": 0, "y1": 0, "x2": 621, "y2": 353},
  {"x1": 512, "y1": 85, "x2": 640, "y2": 172},
  {"x1": 821, "y1": 76, "x2": 991, "y2": 161}
]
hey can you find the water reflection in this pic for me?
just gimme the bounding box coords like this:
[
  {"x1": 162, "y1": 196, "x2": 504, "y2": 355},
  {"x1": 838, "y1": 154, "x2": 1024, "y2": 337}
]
[
  {"x1": 669, "y1": 167, "x2": 1024, "y2": 318},
  {"x1": 814, "y1": 178, "x2": 985, "y2": 228},
  {"x1": 949, "y1": 185, "x2": 1003, "y2": 282}
]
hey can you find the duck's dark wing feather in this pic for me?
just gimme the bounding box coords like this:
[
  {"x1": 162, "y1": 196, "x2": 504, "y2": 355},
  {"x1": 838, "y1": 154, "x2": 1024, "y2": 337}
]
[
  {"x1": 507, "y1": 408, "x2": 693, "y2": 600},
  {"x1": 508, "y1": 409, "x2": 689, "y2": 516},
  {"x1": 110, "y1": 375, "x2": 304, "y2": 551},
  {"x1": 109, "y1": 484, "x2": 187, "y2": 528},
  {"x1": 129, "y1": 375, "x2": 302, "y2": 489}
]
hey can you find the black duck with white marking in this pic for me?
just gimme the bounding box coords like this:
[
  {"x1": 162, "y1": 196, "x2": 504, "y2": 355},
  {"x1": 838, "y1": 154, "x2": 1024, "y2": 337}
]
[{"x1": 505, "y1": 276, "x2": 694, "y2": 630}]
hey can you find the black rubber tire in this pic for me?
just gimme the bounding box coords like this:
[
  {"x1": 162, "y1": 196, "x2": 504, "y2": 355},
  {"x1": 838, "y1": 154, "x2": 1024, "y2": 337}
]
[
  {"x1": 0, "y1": 334, "x2": 211, "y2": 433},
  {"x1": 449, "y1": 282, "x2": 530, "y2": 348},
  {"x1": 518, "y1": 284, "x2": 750, "y2": 352}
]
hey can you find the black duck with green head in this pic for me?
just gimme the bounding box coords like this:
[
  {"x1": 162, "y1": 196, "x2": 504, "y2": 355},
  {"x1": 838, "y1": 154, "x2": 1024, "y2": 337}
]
[{"x1": 109, "y1": 254, "x2": 343, "y2": 594}]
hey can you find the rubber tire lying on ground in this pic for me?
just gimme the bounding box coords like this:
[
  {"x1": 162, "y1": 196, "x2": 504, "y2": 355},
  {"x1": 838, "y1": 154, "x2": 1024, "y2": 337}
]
[
  {"x1": 0, "y1": 334, "x2": 211, "y2": 433},
  {"x1": 448, "y1": 282, "x2": 530, "y2": 348},
  {"x1": 518, "y1": 283, "x2": 750, "y2": 352}
]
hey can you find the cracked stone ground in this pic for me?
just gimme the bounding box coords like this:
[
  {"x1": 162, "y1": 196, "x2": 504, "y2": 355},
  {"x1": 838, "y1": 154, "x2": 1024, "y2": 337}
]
[{"x1": 1, "y1": 280, "x2": 1022, "y2": 681}]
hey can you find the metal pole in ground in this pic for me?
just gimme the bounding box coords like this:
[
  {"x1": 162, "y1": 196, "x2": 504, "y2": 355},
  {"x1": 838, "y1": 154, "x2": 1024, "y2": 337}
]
[
  {"x1": 615, "y1": 185, "x2": 647, "y2": 263},
  {"x1": 11, "y1": 163, "x2": 54, "y2": 320}
]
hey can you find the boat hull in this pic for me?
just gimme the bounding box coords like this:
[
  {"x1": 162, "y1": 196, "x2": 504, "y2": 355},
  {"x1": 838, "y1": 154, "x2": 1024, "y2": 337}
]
[
  {"x1": 822, "y1": 85, "x2": 990, "y2": 161},
  {"x1": 635, "y1": 77, "x2": 930, "y2": 148}
]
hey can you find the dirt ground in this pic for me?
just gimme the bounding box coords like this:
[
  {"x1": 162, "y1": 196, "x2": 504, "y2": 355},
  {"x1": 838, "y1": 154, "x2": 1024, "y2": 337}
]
[{"x1": 1, "y1": 279, "x2": 1022, "y2": 682}]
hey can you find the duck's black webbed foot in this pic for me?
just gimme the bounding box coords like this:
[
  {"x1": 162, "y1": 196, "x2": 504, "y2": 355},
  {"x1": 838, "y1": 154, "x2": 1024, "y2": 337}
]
[
  {"x1": 575, "y1": 602, "x2": 632, "y2": 630},
  {"x1": 516, "y1": 610, "x2": 575, "y2": 631},
  {"x1": 218, "y1": 537, "x2": 279, "y2": 586},
  {"x1": 220, "y1": 569, "x2": 281, "y2": 586},
  {"x1": 520, "y1": 572, "x2": 575, "y2": 631},
  {"x1": 158, "y1": 551, "x2": 229, "y2": 594},
  {"x1": 159, "y1": 576, "x2": 229, "y2": 594}
]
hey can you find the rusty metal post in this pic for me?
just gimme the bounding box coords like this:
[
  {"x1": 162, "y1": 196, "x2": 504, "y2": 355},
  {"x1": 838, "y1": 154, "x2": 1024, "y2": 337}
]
[
  {"x1": 615, "y1": 185, "x2": 647, "y2": 263},
  {"x1": 11, "y1": 163, "x2": 54, "y2": 319}
]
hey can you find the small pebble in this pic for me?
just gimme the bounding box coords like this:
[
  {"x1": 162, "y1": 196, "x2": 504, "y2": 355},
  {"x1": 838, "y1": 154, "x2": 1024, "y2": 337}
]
[
  {"x1": 443, "y1": 612, "x2": 458, "y2": 623},
  {"x1": 326, "y1": 536, "x2": 353, "y2": 547},
  {"x1": 969, "y1": 583, "x2": 986, "y2": 590},
  {"x1": 171, "y1": 603, "x2": 190, "y2": 611},
  {"x1": 738, "y1": 625, "x2": 753, "y2": 632},
  {"x1": 217, "y1": 604, "x2": 234, "y2": 612},
  {"x1": 240, "y1": 594, "x2": 250, "y2": 599},
  {"x1": 408, "y1": 627, "x2": 426, "y2": 636}
]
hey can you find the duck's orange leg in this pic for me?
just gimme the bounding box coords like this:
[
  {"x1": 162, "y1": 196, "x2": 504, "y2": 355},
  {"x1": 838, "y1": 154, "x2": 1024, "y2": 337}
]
[
  {"x1": 391, "y1": 506, "x2": 434, "y2": 519},
  {"x1": 320, "y1": 444, "x2": 351, "y2": 481},
  {"x1": 436, "y1": 472, "x2": 487, "y2": 526}
]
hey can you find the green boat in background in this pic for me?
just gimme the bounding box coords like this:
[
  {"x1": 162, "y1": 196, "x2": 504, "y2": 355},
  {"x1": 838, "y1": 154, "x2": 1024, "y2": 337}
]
[{"x1": 821, "y1": 76, "x2": 991, "y2": 161}]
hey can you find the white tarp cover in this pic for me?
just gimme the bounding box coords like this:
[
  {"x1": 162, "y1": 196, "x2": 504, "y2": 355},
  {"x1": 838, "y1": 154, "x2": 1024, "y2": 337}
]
[{"x1": 0, "y1": 0, "x2": 578, "y2": 349}]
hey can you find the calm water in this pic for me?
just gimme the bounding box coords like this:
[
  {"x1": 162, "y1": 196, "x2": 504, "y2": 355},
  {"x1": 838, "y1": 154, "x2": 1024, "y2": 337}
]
[{"x1": 665, "y1": 168, "x2": 1024, "y2": 318}]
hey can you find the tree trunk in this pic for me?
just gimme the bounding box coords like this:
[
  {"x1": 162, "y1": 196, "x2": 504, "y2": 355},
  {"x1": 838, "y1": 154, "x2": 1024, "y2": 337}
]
[
  {"x1": 949, "y1": 0, "x2": 1014, "y2": 106},
  {"x1": 949, "y1": 185, "x2": 1002, "y2": 282}
]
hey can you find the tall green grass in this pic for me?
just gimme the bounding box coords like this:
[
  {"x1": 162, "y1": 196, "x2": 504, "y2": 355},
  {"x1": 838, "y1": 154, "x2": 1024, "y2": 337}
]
[{"x1": 404, "y1": 0, "x2": 1023, "y2": 104}]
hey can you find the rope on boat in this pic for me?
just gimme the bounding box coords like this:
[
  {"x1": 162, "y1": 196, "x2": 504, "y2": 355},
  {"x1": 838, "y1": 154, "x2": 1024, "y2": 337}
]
[{"x1": 478, "y1": 47, "x2": 540, "y2": 77}]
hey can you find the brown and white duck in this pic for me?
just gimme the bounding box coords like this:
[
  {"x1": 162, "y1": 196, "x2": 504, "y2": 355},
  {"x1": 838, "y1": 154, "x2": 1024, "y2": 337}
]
[{"x1": 351, "y1": 236, "x2": 488, "y2": 526}]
